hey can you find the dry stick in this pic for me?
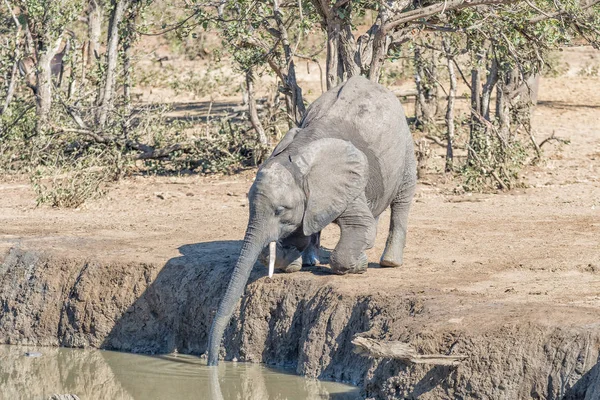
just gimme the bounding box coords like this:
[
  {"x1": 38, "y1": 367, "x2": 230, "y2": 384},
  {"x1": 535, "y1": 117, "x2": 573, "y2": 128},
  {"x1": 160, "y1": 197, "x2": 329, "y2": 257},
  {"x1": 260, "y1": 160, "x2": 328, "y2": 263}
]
[
  {"x1": 425, "y1": 134, "x2": 466, "y2": 150},
  {"x1": 528, "y1": 129, "x2": 542, "y2": 159},
  {"x1": 352, "y1": 337, "x2": 468, "y2": 366},
  {"x1": 539, "y1": 131, "x2": 569, "y2": 148},
  {"x1": 205, "y1": 101, "x2": 213, "y2": 138}
]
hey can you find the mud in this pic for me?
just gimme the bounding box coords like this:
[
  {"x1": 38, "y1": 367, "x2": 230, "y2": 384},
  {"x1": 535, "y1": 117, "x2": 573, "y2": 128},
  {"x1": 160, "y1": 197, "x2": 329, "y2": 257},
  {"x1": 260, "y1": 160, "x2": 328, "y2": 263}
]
[{"x1": 1, "y1": 247, "x2": 599, "y2": 399}]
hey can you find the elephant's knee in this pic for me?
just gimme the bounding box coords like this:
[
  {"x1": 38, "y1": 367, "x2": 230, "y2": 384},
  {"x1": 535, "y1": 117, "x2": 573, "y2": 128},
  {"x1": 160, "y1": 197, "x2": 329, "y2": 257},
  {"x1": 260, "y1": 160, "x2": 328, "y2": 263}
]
[{"x1": 330, "y1": 251, "x2": 367, "y2": 275}]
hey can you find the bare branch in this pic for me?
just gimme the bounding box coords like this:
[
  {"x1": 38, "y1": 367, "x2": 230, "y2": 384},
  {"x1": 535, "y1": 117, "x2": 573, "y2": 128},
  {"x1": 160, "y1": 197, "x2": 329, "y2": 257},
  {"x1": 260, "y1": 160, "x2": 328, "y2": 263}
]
[
  {"x1": 528, "y1": 0, "x2": 600, "y2": 23},
  {"x1": 384, "y1": 0, "x2": 515, "y2": 33},
  {"x1": 539, "y1": 131, "x2": 570, "y2": 148},
  {"x1": 2, "y1": 0, "x2": 20, "y2": 27}
]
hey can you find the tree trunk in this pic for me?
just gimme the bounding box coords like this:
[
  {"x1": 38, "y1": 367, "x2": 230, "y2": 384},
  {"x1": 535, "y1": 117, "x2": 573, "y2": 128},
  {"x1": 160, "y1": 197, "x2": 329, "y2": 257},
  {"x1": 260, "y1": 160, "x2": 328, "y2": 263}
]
[
  {"x1": 311, "y1": 0, "x2": 359, "y2": 89},
  {"x1": 273, "y1": 0, "x2": 305, "y2": 124},
  {"x1": 2, "y1": 18, "x2": 21, "y2": 116},
  {"x1": 443, "y1": 39, "x2": 456, "y2": 173},
  {"x1": 246, "y1": 69, "x2": 268, "y2": 146},
  {"x1": 97, "y1": 0, "x2": 127, "y2": 127},
  {"x1": 339, "y1": 24, "x2": 360, "y2": 80},
  {"x1": 1, "y1": 60, "x2": 19, "y2": 116},
  {"x1": 35, "y1": 37, "x2": 62, "y2": 131},
  {"x1": 87, "y1": 0, "x2": 102, "y2": 65},
  {"x1": 481, "y1": 56, "x2": 498, "y2": 121},
  {"x1": 123, "y1": 19, "x2": 133, "y2": 104},
  {"x1": 325, "y1": 22, "x2": 340, "y2": 90},
  {"x1": 414, "y1": 46, "x2": 438, "y2": 128},
  {"x1": 369, "y1": 26, "x2": 388, "y2": 82},
  {"x1": 468, "y1": 56, "x2": 482, "y2": 163},
  {"x1": 496, "y1": 78, "x2": 509, "y2": 140}
]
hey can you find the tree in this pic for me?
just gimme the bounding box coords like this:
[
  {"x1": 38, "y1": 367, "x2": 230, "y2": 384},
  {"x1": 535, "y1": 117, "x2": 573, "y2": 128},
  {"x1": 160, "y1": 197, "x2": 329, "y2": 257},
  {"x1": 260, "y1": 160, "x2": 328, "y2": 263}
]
[{"x1": 15, "y1": 0, "x2": 83, "y2": 130}]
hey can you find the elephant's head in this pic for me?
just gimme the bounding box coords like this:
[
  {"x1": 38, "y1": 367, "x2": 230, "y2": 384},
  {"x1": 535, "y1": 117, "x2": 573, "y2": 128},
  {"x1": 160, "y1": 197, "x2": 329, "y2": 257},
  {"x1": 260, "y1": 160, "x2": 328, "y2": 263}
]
[{"x1": 206, "y1": 135, "x2": 368, "y2": 365}]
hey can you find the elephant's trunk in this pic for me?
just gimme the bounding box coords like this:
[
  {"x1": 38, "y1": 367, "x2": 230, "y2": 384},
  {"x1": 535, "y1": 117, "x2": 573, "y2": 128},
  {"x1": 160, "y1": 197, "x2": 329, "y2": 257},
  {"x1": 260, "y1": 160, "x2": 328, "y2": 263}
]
[{"x1": 207, "y1": 224, "x2": 273, "y2": 366}]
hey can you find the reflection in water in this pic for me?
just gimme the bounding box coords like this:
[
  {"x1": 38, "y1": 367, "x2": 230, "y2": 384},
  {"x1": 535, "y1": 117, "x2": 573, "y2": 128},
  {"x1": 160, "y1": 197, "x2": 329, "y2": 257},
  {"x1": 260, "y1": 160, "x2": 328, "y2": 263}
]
[{"x1": 0, "y1": 345, "x2": 359, "y2": 399}]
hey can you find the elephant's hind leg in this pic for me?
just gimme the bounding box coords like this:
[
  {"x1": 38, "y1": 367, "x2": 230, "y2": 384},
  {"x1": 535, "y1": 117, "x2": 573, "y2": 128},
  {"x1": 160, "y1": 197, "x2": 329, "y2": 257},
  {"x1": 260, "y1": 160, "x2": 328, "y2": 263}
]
[
  {"x1": 380, "y1": 182, "x2": 416, "y2": 268},
  {"x1": 330, "y1": 194, "x2": 376, "y2": 275}
]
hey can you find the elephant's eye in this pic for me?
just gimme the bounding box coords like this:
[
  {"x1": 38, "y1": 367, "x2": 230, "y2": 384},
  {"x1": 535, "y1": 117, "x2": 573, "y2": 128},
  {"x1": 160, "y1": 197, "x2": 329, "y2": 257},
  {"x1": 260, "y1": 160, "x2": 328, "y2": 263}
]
[{"x1": 275, "y1": 206, "x2": 286, "y2": 216}]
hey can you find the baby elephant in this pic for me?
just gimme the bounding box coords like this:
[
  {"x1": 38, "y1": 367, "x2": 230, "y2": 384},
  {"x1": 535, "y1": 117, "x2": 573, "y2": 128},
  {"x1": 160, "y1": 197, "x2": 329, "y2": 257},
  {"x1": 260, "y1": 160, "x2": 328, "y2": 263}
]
[{"x1": 208, "y1": 76, "x2": 416, "y2": 365}]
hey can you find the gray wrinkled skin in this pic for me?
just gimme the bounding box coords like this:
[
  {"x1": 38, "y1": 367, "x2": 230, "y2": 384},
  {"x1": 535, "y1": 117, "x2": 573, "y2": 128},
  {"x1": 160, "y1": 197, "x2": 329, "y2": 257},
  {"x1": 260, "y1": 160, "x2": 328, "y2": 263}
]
[{"x1": 207, "y1": 76, "x2": 417, "y2": 366}]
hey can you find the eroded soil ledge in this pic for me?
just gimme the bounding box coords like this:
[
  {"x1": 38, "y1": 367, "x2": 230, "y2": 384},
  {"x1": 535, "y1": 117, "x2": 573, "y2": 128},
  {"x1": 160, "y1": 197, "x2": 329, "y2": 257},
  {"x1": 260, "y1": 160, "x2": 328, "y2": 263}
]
[{"x1": 1, "y1": 247, "x2": 598, "y2": 399}]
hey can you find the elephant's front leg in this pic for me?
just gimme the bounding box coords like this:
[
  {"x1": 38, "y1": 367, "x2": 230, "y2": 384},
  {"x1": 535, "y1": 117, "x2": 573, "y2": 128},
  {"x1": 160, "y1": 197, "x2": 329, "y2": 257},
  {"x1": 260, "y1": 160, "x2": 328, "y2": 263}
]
[
  {"x1": 330, "y1": 194, "x2": 376, "y2": 275},
  {"x1": 258, "y1": 242, "x2": 303, "y2": 273},
  {"x1": 302, "y1": 232, "x2": 321, "y2": 266}
]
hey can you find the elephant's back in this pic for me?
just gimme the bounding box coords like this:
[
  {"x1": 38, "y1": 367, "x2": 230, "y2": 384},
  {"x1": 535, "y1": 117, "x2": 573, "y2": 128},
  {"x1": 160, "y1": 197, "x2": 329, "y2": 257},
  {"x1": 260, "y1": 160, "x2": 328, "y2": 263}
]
[{"x1": 301, "y1": 76, "x2": 413, "y2": 216}]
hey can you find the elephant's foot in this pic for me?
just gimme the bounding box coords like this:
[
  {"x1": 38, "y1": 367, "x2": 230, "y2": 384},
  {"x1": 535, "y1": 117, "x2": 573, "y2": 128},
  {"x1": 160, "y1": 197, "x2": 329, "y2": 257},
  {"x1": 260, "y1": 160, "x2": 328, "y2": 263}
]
[
  {"x1": 280, "y1": 255, "x2": 302, "y2": 273},
  {"x1": 302, "y1": 246, "x2": 320, "y2": 266},
  {"x1": 379, "y1": 258, "x2": 403, "y2": 268},
  {"x1": 379, "y1": 240, "x2": 404, "y2": 268},
  {"x1": 330, "y1": 251, "x2": 368, "y2": 275},
  {"x1": 258, "y1": 244, "x2": 302, "y2": 274}
]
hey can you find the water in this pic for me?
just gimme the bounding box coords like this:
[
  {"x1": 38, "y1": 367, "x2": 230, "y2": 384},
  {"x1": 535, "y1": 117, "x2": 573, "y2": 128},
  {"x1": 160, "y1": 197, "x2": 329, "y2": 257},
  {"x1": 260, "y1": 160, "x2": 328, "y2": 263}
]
[{"x1": 0, "y1": 345, "x2": 359, "y2": 400}]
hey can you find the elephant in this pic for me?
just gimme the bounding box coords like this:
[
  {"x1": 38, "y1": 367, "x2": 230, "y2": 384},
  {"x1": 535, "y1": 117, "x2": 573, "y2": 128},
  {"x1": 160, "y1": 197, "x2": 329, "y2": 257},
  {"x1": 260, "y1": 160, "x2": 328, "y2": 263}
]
[{"x1": 207, "y1": 76, "x2": 417, "y2": 366}]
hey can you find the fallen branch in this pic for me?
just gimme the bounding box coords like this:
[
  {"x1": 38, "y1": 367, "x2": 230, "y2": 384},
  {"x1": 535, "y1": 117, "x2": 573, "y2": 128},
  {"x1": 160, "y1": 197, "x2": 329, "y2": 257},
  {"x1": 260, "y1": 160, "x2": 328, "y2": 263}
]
[
  {"x1": 424, "y1": 135, "x2": 465, "y2": 150},
  {"x1": 539, "y1": 131, "x2": 570, "y2": 148},
  {"x1": 53, "y1": 122, "x2": 194, "y2": 161},
  {"x1": 132, "y1": 142, "x2": 194, "y2": 160},
  {"x1": 393, "y1": 89, "x2": 418, "y2": 98},
  {"x1": 528, "y1": 128, "x2": 542, "y2": 159},
  {"x1": 352, "y1": 337, "x2": 468, "y2": 366},
  {"x1": 465, "y1": 143, "x2": 508, "y2": 190}
]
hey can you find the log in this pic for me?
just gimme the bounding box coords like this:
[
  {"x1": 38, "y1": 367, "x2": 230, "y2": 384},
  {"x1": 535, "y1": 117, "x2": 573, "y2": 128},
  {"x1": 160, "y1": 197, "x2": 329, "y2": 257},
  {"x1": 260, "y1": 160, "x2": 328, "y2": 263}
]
[{"x1": 352, "y1": 336, "x2": 468, "y2": 366}]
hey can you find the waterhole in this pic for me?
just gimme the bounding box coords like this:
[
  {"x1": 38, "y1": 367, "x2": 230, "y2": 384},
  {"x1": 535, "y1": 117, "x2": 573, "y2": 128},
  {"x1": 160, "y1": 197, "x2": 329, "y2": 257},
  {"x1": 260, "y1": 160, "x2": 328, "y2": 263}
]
[{"x1": 0, "y1": 345, "x2": 359, "y2": 399}]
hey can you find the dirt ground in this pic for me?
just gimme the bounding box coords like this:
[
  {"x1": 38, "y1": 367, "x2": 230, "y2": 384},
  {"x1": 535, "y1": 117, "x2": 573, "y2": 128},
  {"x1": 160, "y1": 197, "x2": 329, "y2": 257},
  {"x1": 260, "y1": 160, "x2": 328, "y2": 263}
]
[
  {"x1": 1, "y1": 48, "x2": 599, "y2": 398},
  {"x1": 2, "y1": 65, "x2": 599, "y2": 320}
]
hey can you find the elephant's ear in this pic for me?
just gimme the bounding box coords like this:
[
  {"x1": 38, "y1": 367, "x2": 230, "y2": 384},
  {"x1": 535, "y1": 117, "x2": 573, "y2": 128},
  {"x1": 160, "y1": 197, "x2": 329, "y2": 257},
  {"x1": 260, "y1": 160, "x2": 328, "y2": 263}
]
[
  {"x1": 291, "y1": 138, "x2": 368, "y2": 236},
  {"x1": 271, "y1": 127, "x2": 301, "y2": 157}
]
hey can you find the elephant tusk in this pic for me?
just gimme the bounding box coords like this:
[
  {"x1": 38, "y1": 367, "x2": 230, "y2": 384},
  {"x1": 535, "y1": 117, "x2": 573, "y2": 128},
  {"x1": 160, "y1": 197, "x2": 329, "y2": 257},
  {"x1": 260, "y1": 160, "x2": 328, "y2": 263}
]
[{"x1": 268, "y1": 241, "x2": 276, "y2": 278}]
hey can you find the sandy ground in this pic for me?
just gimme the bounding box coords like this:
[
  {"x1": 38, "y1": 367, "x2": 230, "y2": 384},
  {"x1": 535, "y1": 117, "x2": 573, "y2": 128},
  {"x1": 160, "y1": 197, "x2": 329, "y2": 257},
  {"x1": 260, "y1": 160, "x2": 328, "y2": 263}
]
[{"x1": 1, "y1": 59, "x2": 600, "y2": 338}]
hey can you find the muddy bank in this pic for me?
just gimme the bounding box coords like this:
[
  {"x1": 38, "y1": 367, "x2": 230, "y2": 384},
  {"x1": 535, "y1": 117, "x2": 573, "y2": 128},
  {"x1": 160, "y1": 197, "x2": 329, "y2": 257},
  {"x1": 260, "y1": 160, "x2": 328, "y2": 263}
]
[{"x1": 1, "y1": 247, "x2": 599, "y2": 399}]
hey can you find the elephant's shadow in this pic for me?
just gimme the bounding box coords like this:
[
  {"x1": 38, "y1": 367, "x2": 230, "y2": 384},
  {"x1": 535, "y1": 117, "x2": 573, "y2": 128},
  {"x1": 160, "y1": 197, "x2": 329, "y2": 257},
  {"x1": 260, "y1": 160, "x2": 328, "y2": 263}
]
[{"x1": 102, "y1": 240, "x2": 342, "y2": 355}]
